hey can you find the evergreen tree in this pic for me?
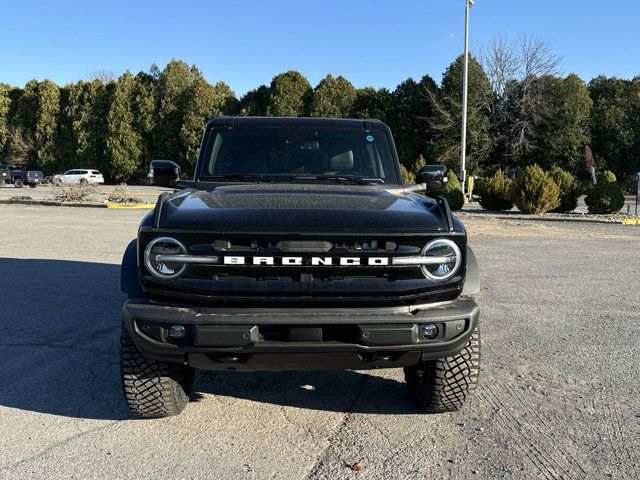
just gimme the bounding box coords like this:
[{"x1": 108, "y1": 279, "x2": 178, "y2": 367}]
[
  {"x1": 131, "y1": 70, "x2": 159, "y2": 163},
  {"x1": 588, "y1": 76, "x2": 640, "y2": 178},
  {"x1": 350, "y1": 87, "x2": 392, "y2": 122},
  {"x1": 155, "y1": 60, "x2": 200, "y2": 164},
  {"x1": 554, "y1": 74, "x2": 592, "y2": 169},
  {"x1": 61, "y1": 79, "x2": 110, "y2": 172},
  {"x1": 310, "y1": 74, "x2": 356, "y2": 118},
  {"x1": 0, "y1": 84, "x2": 11, "y2": 159},
  {"x1": 180, "y1": 79, "x2": 237, "y2": 171},
  {"x1": 526, "y1": 74, "x2": 592, "y2": 170},
  {"x1": 106, "y1": 71, "x2": 142, "y2": 181},
  {"x1": 11, "y1": 79, "x2": 61, "y2": 169},
  {"x1": 266, "y1": 71, "x2": 312, "y2": 116},
  {"x1": 388, "y1": 74, "x2": 438, "y2": 169},
  {"x1": 155, "y1": 60, "x2": 238, "y2": 172},
  {"x1": 430, "y1": 56, "x2": 492, "y2": 175},
  {"x1": 239, "y1": 85, "x2": 270, "y2": 116}
]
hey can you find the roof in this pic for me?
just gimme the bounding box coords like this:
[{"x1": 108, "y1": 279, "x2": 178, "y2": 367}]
[{"x1": 207, "y1": 116, "x2": 389, "y2": 130}]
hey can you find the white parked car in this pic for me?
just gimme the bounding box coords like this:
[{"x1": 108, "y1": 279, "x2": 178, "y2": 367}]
[{"x1": 53, "y1": 169, "x2": 105, "y2": 185}]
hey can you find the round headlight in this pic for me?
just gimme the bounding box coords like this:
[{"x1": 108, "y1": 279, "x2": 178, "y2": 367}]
[
  {"x1": 420, "y1": 239, "x2": 461, "y2": 281},
  {"x1": 144, "y1": 237, "x2": 188, "y2": 280}
]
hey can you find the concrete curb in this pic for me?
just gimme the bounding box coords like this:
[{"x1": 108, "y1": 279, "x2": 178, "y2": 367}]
[
  {"x1": 0, "y1": 198, "x2": 155, "y2": 209},
  {"x1": 0, "y1": 198, "x2": 108, "y2": 208},
  {"x1": 457, "y1": 210, "x2": 632, "y2": 225}
]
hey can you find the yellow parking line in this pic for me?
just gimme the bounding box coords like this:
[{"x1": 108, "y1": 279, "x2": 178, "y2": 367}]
[
  {"x1": 107, "y1": 203, "x2": 156, "y2": 209},
  {"x1": 622, "y1": 218, "x2": 640, "y2": 225},
  {"x1": 103, "y1": 192, "x2": 159, "y2": 196}
]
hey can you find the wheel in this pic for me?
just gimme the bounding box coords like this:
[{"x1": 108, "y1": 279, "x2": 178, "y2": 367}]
[
  {"x1": 79, "y1": 178, "x2": 88, "y2": 186},
  {"x1": 404, "y1": 327, "x2": 480, "y2": 413},
  {"x1": 29, "y1": 184, "x2": 37, "y2": 188},
  {"x1": 120, "y1": 322, "x2": 194, "y2": 418},
  {"x1": 14, "y1": 178, "x2": 23, "y2": 188}
]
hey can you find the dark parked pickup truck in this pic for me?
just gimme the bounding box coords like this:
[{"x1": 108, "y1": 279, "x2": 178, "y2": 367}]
[
  {"x1": 120, "y1": 116, "x2": 480, "y2": 418},
  {"x1": 0, "y1": 165, "x2": 10, "y2": 185},
  {"x1": 1, "y1": 165, "x2": 44, "y2": 188},
  {"x1": 11, "y1": 169, "x2": 43, "y2": 188}
]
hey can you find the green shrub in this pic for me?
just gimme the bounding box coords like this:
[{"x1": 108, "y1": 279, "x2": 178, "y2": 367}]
[
  {"x1": 443, "y1": 171, "x2": 464, "y2": 210},
  {"x1": 478, "y1": 170, "x2": 514, "y2": 211},
  {"x1": 549, "y1": 166, "x2": 580, "y2": 213},
  {"x1": 401, "y1": 164, "x2": 415, "y2": 184},
  {"x1": 512, "y1": 165, "x2": 560, "y2": 214},
  {"x1": 601, "y1": 170, "x2": 617, "y2": 183},
  {"x1": 585, "y1": 181, "x2": 625, "y2": 214}
]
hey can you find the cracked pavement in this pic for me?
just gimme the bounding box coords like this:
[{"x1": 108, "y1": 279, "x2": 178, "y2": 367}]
[{"x1": 0, "y1": 204, "x2": 639, "y2": 479}]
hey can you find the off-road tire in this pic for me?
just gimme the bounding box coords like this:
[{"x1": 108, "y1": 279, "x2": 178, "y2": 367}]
[
  {"x1": 404, "y1": 327, "x2": 480, "y2": 413},
  {"x1": 120, "y1": 322, "x2": 194, "y2": 418},
  {"x1": 14, "y1": 178, "x2": 23, "y2": 188}
]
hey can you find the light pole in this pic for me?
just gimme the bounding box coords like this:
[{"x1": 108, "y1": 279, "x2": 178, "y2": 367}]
[{"x1": 460, "y1": 0, "x2": 474, "y2": 197}]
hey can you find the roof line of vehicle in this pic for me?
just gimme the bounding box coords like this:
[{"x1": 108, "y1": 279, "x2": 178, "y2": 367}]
[{"x1": 206, "y1": 116, "x2": 387, "y2": 129}]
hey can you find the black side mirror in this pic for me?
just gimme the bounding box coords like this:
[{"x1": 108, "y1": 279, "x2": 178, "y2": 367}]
[
  {"x1": 416, "y1": 165, "x2": 448, "y2": 193},
  {"x1": 149, "y1": 160, "x2": 180, "y2": 187}
]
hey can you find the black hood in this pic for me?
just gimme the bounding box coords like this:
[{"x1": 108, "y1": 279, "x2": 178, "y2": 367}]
[{"x1": 157, "y1": 184, "x2": 451, "y2": 232}]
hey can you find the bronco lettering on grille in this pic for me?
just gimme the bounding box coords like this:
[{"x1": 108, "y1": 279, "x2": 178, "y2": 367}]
[{"x1": 222, "y1": 256, "x2": 390, "y2": 266}]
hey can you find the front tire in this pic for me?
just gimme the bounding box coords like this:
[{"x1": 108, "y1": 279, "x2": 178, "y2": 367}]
[
  {"x1": 404, "y1": 327, "x2": 480, "y2": 413},
  {"x1": 120, "y1": 322, "x2": 194, "y2": 418},
  {"x1": 14, "y1": 179, "x2": 23, "y2": 188}
]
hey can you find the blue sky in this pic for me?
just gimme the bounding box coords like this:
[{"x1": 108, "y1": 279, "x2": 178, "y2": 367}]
[{"x1": 1, "y1": 0, "x2": 638, "y2": 95}]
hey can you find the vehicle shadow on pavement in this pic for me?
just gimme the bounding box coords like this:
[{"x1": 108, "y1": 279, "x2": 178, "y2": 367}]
[
  {"x1": 195, "y1": 369, "x2": 419, "y2": 415},
  {"x1": 0, "y1": 258, "x2": 419, "y2": 419},
  {"x1": 0, "y1": 258, "x2": 130, "y2": 420}
]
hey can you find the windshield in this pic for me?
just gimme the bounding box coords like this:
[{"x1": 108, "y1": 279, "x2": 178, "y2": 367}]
[{"x1": 199, "y1": 126, "x2": 399, "y2": 184}]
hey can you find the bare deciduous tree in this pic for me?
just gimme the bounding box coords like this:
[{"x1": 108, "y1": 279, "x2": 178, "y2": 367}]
[
  {"x1": 478, "y1": 35, "x2": 562, "y2": 94},
  {"x1": 478, "y1": 36, "x2": 563, "y2": 164},
  {"x1": 6, "y1": 125, "x2": 35, "y2": 165},
  {"x1": 478, "y1": 37, "x2": 520, "y2": 95},
  {"x1": 87, "y1": 69, "x2": 119, "y2": 84},
  {"x1": 519, "y1": 35, "x2": 562, "y2": 79}
]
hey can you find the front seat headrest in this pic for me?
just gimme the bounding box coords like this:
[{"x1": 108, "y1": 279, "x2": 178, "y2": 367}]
[{"x1": 329, "y1": 151, "x2": 354, "y2": 171}]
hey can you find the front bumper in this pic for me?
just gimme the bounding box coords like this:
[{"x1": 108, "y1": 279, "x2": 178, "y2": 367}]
[{"x1": 123, "y1": 297, "x2": 479, "y2": 371}]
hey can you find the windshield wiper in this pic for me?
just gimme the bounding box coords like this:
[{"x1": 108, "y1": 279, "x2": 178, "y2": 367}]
[
  {"x1": 289, "y1": 175, "x2": 384, "y2": 185},
  {"x1": 201, "y1": 174, "x2": 265, "y2": 182}
]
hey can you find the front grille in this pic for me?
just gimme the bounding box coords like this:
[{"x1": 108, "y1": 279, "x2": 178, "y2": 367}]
[{"x1": 140, "y1": 231, "x2": 465, "y2": 307}]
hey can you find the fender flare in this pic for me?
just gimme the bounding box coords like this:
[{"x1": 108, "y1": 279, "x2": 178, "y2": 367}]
[
  {"x1": 121, "y1": 239, "x2": 143, "y2": 296},
  {"x1": 461, "y1": 245, "x2": 480, "y2": 296}
]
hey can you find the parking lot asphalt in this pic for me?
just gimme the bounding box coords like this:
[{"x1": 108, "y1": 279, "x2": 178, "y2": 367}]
[{"x1": 0, "y1": 204, "x2": 638, "y2": 479}]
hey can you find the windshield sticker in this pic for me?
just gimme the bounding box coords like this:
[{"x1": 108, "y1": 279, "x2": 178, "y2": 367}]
[{"x1": 366, "y1": 134, "x2": 374, "y2": 142}]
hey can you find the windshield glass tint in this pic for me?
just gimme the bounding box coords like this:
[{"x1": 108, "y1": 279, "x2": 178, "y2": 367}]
[{"x1": 201, "y1": 126, "x2": 398, "y2": 183}]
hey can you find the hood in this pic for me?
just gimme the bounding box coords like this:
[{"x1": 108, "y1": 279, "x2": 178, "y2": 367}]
[{"x1": 157, "y1": 184, "x2": 450, "y2": 232}]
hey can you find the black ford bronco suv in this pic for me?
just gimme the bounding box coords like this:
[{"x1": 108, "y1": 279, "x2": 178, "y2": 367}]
[{"x1": 120, "y1": 117, "x2": 480, "y2": 418}]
